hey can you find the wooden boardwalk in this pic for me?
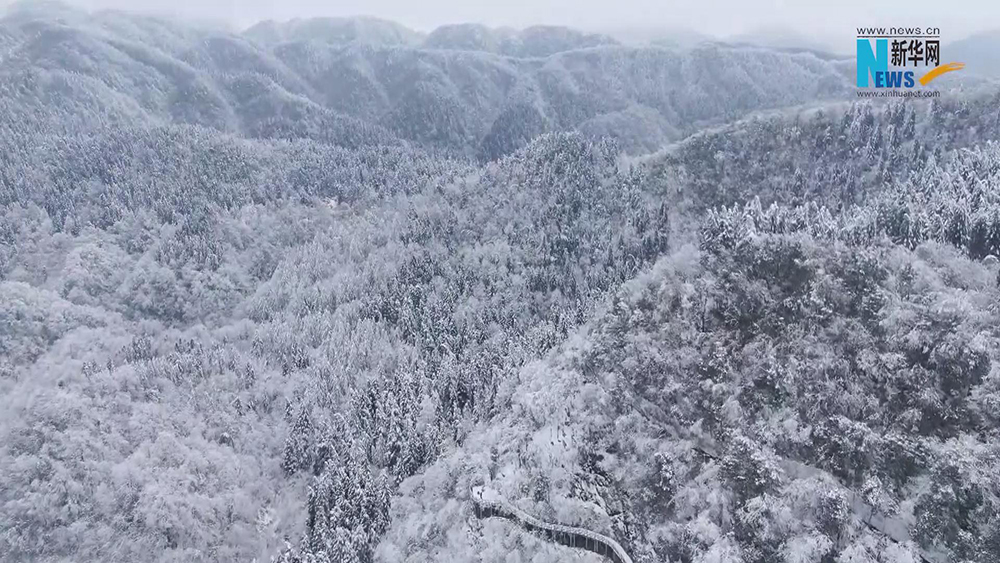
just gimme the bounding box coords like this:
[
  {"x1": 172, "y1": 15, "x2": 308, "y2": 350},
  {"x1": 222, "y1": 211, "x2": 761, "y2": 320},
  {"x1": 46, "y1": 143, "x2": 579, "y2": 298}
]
[
  {"x1": 467, "y1": 397, "x2": 939, "y2": 563},
  {"x1": 471, "y1": 486, "x2": 634, "y2": 563},
  {"x1": 470, "y1": 449, "x2": 938, "y2": 563}
]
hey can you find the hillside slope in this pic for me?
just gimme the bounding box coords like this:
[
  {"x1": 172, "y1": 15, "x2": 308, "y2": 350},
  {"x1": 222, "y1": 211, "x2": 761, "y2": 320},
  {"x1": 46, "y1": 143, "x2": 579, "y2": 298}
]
[
  {"x1": 383, "y1": 146, "x2": 1000, "y2": 563},
  {"x1": 2, "y1": 5, "x2": 999, "y2": 563}
]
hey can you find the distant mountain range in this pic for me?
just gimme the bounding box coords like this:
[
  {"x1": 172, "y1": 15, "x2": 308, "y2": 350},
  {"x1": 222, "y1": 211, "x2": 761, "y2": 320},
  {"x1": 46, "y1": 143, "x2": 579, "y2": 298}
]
[
  {"x1": 0, "y1": 1, "x2": 855, "y2": 160},
  {"x1": 948, "y1": 30, "x2": 1000, "y2": 78},
  {"x1": 727, "y1": 26, "x2": 845, "y2": 56}
]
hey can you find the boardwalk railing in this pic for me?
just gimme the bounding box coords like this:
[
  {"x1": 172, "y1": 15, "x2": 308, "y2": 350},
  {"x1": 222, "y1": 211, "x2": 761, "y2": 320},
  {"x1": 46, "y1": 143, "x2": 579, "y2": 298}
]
[
  {"x1": 471, "y1": 486, "x2": 634, "y2": 563},
  {"x1": 469, "y1": 397, "x2": 938, "y2": 563}
]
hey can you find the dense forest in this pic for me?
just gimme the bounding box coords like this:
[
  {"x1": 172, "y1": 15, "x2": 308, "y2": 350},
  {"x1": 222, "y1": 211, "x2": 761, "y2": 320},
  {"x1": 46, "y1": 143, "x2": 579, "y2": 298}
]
[{"x1": 1, "y1": 3, "x2": 998, "y2": 563}]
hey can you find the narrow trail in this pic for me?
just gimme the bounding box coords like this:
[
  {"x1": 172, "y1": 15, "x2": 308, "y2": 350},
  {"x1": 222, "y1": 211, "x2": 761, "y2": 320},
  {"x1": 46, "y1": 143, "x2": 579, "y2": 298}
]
[
  {"x1": 471, "y1": 485, "x2": 634, "y2": 563},
  {"x1": 468, "y1": 395, "x2": 941, "y2": 563}
]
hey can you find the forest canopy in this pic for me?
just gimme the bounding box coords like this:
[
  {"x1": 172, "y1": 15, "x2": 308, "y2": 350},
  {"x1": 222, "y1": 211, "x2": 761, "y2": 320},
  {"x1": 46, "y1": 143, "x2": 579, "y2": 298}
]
[{"x1": 1, "y1": 3, "x2": 998, "y2": 563}]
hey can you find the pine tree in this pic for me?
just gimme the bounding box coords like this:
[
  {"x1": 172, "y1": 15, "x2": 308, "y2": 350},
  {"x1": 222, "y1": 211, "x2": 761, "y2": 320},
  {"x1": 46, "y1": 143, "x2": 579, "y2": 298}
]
[{"x1": 282, "y1": 408, "x2": 313, "y2": 476}]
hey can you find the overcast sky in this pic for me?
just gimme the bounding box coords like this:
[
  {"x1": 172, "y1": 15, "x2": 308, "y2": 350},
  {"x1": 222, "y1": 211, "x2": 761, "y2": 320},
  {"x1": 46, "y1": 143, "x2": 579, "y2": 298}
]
[{"x1": 17, "y1": 0, "x2": 1000, "y2": 46}]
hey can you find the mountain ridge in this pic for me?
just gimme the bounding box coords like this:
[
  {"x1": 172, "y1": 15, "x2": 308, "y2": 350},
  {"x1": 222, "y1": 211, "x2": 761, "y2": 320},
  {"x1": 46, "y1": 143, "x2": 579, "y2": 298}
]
[{"x1": 0, "y1": 3, "x2": 855, "y2": 159}]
